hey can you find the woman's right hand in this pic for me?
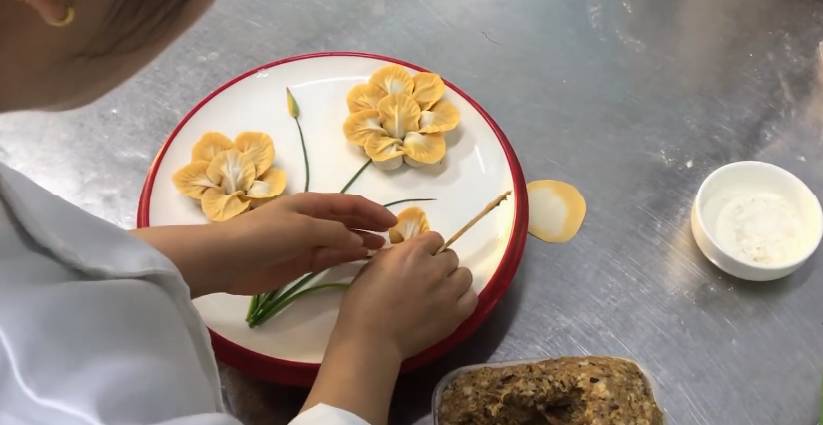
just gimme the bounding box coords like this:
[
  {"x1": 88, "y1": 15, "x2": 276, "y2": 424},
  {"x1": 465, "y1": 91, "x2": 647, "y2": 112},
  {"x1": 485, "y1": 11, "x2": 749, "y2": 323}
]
[
  {"x1": 336, "y1": 231, "x2": 477, "y2": 360},
  {"x1": 299, "y1": 231, "x2": 477, "y2": 425}
]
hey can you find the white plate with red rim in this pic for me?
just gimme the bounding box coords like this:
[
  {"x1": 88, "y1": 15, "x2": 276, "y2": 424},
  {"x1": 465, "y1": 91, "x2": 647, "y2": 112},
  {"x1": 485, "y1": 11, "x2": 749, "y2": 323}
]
[{"x1": 137, "y1": 52, "x2": 528, "y2": 387}]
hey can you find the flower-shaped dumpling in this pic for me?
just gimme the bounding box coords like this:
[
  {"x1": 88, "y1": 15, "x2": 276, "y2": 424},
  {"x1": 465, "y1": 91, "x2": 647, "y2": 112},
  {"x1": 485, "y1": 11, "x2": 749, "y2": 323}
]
[
  {"x1": 172, "y1": 131, "x2": 287, "y2": 221},
  {"x1": 343, "y1": 64, "x2": 461, "y2": 171},
  {"x1": 388, "y1": 206, "x2": 430, "y2": 244}
]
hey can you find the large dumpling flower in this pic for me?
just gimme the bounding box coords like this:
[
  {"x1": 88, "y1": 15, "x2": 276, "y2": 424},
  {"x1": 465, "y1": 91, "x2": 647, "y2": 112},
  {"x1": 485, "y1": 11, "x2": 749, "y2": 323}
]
[
  {"x1": 343, "y1": 64, "x2": 461, "y2": 171},
  {"x1": 172, "y1": 131, "x2": 287, "y2": 221}
]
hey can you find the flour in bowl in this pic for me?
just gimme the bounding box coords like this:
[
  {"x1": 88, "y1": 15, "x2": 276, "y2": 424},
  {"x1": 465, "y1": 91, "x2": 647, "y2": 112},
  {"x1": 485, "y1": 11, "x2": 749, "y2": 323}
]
[{"x1": 714, "y1": 193, "x2": 802, "y2": 264}]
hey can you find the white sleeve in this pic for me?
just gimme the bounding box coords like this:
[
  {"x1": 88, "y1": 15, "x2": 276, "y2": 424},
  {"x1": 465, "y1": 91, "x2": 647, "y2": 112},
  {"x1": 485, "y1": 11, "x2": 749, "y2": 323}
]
[
  {"x1": 0, "y1": 164, "x2": 240, "y2": 425},
  {"x1": 288, "y1": 404, "x2": 371, "y2": 425},
  {"x1": 0, "y1": 277, "x2": 243, "y2": 425}
]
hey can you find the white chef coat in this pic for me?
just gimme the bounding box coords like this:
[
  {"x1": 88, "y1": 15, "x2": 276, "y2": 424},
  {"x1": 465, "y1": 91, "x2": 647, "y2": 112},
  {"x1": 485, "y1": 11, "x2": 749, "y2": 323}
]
[{"x1": 0, "y1": 163, "x2": 368, "y2": 425}]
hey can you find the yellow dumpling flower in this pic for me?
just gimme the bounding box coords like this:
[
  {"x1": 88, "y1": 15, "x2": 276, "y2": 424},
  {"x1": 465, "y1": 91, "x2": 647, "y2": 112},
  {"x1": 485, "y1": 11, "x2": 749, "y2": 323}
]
[
  {"x1": 172, "y1": 131, "x2": 287, "y2": 222},
  {"x1": 342, "y1": 64, "x2": 462, "y2": 170}
]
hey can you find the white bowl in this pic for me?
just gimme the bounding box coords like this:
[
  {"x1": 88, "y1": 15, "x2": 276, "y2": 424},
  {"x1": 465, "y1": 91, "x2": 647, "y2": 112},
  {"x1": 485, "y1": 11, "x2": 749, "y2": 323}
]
[{"x1": 691, "y1": 161, "x2": 823, "y2": 281}]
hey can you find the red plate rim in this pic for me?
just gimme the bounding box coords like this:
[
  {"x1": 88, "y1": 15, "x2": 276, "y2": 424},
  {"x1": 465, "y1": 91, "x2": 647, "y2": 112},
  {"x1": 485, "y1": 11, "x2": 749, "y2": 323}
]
[{"x1": 136, "y1": 51, "x2": 529, "y2": 387}]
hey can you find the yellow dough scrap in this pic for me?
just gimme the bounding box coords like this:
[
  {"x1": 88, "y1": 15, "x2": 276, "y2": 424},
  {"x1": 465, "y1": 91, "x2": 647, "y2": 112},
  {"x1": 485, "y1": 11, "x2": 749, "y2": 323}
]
[
  {"x1": 411, "y1": 72, "x2": 446, "y2": 111},
  {"x1": 401, "y1": 132, "x2": 446, "y2": 167},
  {"x1": 201, "y1": 188, "x2": 252, "y2": 222},
  {"x1": 233, "y1": 131, "x2": 275, "y2": 177},
  {"x1": 191, "y1": 131, "x2": 234, "y2": 163},
  {"x1": 365, "y1": 137, "x2": 405, "y2": 171},
  {"x1": 343, "y1": 109, "x2": 388, "y2": 147},
  {"x1": 527, "y1": 180, "x2": 586, "y2": 243},
  {"x1": 244, "y1": 167, "x2": 287, "y2": 199},
  {"x1": 346, "y1": 83, "x2": 388, "y2": 113},
  {"x1": 377, "y1": 93, "x2": 421, "y2": 139},
  {"x1": 418, "y1": 100, "x2": 460, "y2": 134},
  {"x1": 369, "y1": 64, "x2": 414, "y2": 96},
  {"x1": 206, "y1": 149, "x2": 256, "y2": 195},
  {"x1": 389, "y1": 207, "x2": 430, "y2": 244},
  {"x1": 171, "y1": 161, "x2": 217, "y2": 199}
]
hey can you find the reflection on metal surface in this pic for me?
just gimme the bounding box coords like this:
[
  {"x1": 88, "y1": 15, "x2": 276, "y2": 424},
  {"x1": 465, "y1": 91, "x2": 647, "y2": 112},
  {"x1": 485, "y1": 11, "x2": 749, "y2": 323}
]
[{"x1": 3, "y1": 0, "x2": 823, "y2": 423}]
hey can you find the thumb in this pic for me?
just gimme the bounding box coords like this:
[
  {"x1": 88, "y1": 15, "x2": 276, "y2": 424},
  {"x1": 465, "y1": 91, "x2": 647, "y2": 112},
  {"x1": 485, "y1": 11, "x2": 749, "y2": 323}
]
[{"x1": 300, "y1": 216, "x2": 364, "y2": 250}]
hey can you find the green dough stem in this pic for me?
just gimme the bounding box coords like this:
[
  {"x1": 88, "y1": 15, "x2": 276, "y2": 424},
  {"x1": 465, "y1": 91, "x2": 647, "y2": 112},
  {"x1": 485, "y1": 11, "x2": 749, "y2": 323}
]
[
  {"x1": 382, "y1": 198, "x2": 436, "y2": 208},
  {"x1": 296, "y1": 117, "x2": 309, "y2": 193},
  {"x1": 249, "y1": 283, "x2": 349, "y2": 327},
  {"x1": 339, "y1": 160, "x2": 372, "y2": 194}
]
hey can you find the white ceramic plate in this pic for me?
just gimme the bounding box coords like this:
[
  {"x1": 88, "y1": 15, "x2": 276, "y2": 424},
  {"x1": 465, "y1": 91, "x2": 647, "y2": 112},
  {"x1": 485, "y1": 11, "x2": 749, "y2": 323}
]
[{"x1": 138, "y1": 52, "x2": 528, "y2": 386}]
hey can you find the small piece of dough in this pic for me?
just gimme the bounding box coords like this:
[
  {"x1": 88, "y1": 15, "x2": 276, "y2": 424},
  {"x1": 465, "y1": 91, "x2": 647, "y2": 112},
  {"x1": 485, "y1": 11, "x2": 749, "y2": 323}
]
[{"x1": 527, "y1": 180, "x2": 586, "y2": 243}]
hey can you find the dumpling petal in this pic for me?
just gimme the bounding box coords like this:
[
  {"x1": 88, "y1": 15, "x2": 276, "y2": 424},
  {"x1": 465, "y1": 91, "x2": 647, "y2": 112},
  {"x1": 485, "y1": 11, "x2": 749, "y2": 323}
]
[
  {"x1": 411, "y1": 72, "x2": 446, "y2": 111},
  {"x1": 369, "y1": 64, "x2": 413, "y2": 95},
  {"x1": 527, "y1": 180, "x2": 587, "y2": 243},
  {"x1": 400, "y1": 132, "x2": 446, "y2": 167},
  {"x1": 192, "y1": 132, "x2": 234, "y2": 163},
  {"x1": 377, "y1": 93, "x2": 421, "y2": 139},
  {"x1": 233, "y1": 131, "x2": 275, "y2": 177},
  {"x1": 201, "y1": 188, "x2": 251, "y2": 222},
  {"x1": 388, "y1": 207, "x2": 430, "y2": 244},
  {"x1": 346, "y1": 83, "x2": 388, "y2": 113},
  {"x1": 343, "y1": 110, "x2": 388, "y2": 147},
  {"x1": 418, "y1": 100, "x2": 460, "y2": 134},
  {"x1": 365, "y1": 137, "x2": 405, "y2": 171},
  {"x1": 172, "y1": 161, "x2": 218, "y2": 199},
  {"x1": 244, "y1": 167, "x2": 287, "y2": 199},
  {"x1": 206, "y1": 149, "x2": 256, "y2": 194}
]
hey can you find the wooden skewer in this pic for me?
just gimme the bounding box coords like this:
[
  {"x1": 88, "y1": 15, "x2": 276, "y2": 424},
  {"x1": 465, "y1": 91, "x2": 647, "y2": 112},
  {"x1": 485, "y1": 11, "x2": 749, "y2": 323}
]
[{"x1": 435, "y1": 190, "x2": 513, "y2": 254}]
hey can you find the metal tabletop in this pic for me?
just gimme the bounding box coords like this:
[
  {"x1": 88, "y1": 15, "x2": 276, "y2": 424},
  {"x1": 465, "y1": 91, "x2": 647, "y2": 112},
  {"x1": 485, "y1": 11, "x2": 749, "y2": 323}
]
[{"x1": 2, "y1": 0, "x2": 823, "y2": 424}]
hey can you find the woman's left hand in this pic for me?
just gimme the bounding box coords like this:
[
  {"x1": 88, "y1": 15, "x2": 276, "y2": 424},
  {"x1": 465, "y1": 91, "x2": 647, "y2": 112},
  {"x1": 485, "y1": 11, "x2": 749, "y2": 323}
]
[{"x1": 132, "y1": 193, "x2": 398, "y2": 298}]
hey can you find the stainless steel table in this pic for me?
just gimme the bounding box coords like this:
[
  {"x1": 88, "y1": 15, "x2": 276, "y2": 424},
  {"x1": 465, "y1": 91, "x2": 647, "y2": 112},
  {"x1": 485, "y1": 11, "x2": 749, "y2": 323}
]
[{"x1": 2, "y1": 0, "x2": 823, "y2": 423}]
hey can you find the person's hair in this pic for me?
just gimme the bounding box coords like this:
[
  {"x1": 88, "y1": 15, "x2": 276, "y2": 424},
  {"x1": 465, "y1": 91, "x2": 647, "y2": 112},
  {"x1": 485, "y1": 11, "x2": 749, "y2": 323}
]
[{"x1": 86, "y1": 0, "x2": 193, "y2": 57}]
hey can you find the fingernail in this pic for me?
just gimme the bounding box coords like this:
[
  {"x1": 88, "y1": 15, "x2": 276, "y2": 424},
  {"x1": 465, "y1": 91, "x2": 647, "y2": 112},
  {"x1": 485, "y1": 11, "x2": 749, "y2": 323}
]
[{"x1": 349, "y1": 232, "x2": 364, "y2": 246}]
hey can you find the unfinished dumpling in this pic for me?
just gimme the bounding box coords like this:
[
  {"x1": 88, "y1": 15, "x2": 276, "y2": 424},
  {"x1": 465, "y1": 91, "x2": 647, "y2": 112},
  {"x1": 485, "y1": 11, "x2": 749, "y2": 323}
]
[
  {"x1": 527, "y1": 180, "x2": 586, "y2": 243},
  {"x1": 389, "y1": 206, "x2": 430, "y2": 244}
]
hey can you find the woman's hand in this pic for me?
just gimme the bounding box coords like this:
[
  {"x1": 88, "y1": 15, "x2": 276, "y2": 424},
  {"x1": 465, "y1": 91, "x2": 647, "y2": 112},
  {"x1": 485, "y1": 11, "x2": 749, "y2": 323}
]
[
  {"x1": 336, "y1": 231, "x2": 477, "y2": 359},
  {"x1": 301, "y1": 231, "x2": 477, "y2": 425},
  {"x1": 131, "y1": 192, "x2": 397, "y2": 298}
]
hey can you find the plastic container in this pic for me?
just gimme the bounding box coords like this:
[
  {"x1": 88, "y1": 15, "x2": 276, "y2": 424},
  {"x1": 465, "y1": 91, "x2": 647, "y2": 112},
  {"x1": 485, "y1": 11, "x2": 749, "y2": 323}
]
[{"x1": 431, "y1": 356, "x2": 665, "y2": 425}]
